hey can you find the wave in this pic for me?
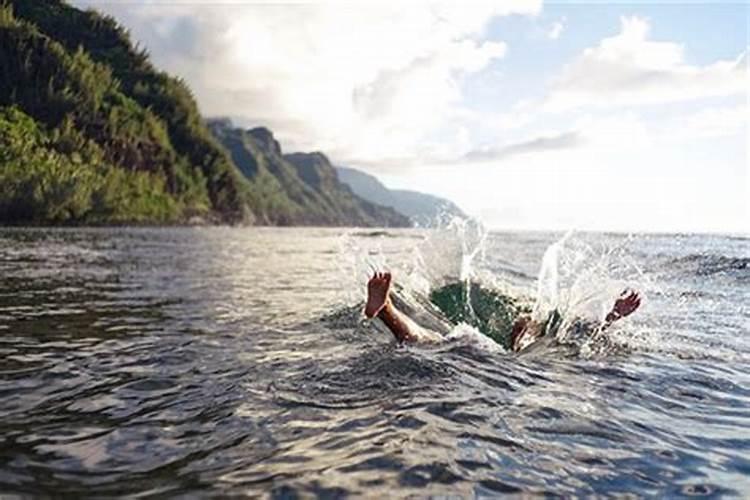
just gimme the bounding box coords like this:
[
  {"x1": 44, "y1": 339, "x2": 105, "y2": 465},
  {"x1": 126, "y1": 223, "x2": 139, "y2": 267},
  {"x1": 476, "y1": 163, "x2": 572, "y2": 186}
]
[{"x1": 664, "y1": 254, "x2": 749, "y2": 278}]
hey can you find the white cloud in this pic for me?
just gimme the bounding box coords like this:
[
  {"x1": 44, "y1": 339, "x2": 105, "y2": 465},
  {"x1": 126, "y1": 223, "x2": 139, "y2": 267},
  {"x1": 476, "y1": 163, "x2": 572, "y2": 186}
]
[
  {"x1": 67, "y1": 3, "x2": 748, "y2": 233},
  {"x1": 574, "y1": 112, "x2": 652, "y2": 150},
  {"x1": 545, "y1": 16, "x2": 747, "y2": 112},
  {"x1": 73, "y1": 1, "x2": 541, "y2": 165},
  {"x1": 678, "y1": 103, "x2": 748, "y2": 139},
  {"x1": 547, "y1": 17, "x2": 566, "y2": 40},
  {"x1": 461, "y1": 130, "x2": 583, "y2": 162}
]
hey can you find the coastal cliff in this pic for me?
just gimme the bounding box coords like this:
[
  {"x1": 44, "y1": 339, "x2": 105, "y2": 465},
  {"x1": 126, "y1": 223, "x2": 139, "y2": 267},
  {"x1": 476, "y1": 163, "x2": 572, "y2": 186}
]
[{"x1": 0, "y1": 0, "x2": 410, "y2": 227}]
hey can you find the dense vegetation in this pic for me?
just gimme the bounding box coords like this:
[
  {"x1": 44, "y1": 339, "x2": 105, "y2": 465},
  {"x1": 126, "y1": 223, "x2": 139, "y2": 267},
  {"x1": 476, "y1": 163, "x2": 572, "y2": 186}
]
[
  {"x1": 0, "y1": 0, "x2": 409, "y2": 226},
  {"x1": 0, "y1": 106, "x2": 177, "y2": 223}
]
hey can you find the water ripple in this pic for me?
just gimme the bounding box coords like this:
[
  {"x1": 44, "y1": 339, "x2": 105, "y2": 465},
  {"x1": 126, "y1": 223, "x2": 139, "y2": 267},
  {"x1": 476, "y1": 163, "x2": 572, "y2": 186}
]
[{"x1": 0, "y1": 228, "x2": 748, "y2": 496}]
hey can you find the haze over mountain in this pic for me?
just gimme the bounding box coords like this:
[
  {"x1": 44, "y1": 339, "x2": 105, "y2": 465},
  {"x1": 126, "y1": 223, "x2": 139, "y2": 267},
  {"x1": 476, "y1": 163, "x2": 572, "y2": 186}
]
[{"x1": 336, "y1": 167, "x2": 466, "y2": 226}]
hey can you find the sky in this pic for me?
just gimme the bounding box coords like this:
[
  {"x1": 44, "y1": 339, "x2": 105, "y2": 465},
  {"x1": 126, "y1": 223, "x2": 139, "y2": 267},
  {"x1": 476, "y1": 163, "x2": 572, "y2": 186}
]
[{"x1": 73, "y1": 1, "x2": 748, "y2": 234}]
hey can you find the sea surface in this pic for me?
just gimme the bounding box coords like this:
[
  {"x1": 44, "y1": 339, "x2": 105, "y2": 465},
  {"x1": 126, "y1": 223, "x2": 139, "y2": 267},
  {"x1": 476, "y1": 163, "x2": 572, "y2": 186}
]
[{"x1": 0, "y1": 227, "x2": 748, "y2": 497}]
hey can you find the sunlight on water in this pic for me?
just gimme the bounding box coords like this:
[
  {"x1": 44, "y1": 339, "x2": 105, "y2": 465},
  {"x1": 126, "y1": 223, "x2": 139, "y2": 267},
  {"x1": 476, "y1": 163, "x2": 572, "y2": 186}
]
[{"x1": 1, "y1": 228, "x2": 748, "y2": 497}]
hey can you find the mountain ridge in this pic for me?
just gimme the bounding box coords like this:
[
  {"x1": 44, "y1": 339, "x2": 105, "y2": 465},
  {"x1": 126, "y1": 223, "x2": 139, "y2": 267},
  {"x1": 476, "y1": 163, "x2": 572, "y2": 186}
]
[
  {"x1": 0, "y1": 0, "x2": 459, "y2": 228},
  {"x1": 336, "y1": 166, "x2": 466, "y2": 226},
  {"x1": 208, "y1": 119, "x2": 409, "y2": 227},
  {"x1": 0, "y1": 0, "x2": 409, "y2": 227}
]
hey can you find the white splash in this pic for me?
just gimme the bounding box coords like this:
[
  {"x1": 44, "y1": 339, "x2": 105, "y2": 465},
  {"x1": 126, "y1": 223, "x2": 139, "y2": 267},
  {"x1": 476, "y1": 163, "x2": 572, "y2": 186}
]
[{"x1": 530, "y1": 231, "x2": 649, "y2": 344}]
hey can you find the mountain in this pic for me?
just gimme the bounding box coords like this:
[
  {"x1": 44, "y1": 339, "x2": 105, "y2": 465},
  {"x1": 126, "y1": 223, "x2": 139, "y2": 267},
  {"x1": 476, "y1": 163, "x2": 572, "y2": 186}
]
[
  {"x1": 0, "y1": 0, "x2": 407, "y2": 227},
  {"x1": 336, "y1": 167, "x2": 466, "y2": 226},
  {"x1": 208, "y1": 120, "x2": 409, "y2": 227},
  {"x1": 0, "y1": 0, "x2": 255, "y2": 224}
]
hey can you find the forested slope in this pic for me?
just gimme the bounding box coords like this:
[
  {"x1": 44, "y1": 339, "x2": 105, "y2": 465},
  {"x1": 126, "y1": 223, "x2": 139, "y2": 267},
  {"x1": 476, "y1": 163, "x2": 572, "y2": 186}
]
[{"x1": 0, "y1": 1, "x2": 408, "y2": 227}]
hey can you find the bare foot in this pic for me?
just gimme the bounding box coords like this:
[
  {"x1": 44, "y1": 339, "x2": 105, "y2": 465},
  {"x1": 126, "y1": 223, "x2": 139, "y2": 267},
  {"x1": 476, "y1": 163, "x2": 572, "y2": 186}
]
[
  {"x1": 365, "y1": 272, "x2": 391, "y2": 318},
  {"x1": 606, "y1": 289, "x2": 642, "y2": 323}
]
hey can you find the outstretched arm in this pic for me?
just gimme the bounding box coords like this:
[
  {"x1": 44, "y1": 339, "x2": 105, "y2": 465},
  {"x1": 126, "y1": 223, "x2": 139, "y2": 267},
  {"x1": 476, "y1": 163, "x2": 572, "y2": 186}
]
[{"x1": 365, "y1": 272, "x2": 441, "y2": 344}]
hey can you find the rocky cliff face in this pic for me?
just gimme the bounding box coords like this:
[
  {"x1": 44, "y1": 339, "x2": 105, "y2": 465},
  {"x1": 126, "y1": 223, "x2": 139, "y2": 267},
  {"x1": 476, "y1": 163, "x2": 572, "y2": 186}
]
[{"x1": 209, "y1": 120, "x2": 411, "y2": 227}]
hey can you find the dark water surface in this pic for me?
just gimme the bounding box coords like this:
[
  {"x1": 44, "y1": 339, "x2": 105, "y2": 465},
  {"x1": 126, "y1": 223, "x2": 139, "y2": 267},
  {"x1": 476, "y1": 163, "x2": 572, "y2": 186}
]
[{"x1": 0, "y1": 227, "x2": 748, "y2": 497}]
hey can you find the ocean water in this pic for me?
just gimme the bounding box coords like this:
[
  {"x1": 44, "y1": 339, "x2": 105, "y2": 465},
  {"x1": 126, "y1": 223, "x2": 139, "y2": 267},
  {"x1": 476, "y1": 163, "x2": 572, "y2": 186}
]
[{"x1": 0, "y1": 227, "x2": 748, "y2": 497}]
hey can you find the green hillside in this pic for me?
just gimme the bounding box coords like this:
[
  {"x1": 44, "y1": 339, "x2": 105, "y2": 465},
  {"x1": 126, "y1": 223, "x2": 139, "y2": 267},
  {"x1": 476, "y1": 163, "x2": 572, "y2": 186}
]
[
  {"x1": 209, "y1": 120, "x2": 409, "y2": 226},
  {"x1": 0, "y1": 0, "x2": 408, "y2": 226},
  {"x1": 0, "y1": 0, "x2": 250, "y2": 223}
]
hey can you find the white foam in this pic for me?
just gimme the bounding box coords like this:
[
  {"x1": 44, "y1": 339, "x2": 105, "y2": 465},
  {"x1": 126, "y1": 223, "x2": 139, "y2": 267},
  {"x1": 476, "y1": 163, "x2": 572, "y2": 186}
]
[{"x1": 444, "y1": 322, "x2": 507, "y2": 353}]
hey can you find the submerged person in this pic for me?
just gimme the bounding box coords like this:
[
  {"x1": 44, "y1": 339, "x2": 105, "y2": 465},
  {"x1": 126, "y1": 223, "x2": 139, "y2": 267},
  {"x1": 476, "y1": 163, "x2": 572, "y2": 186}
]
[{"x1": 364, "y1": 272, "x2": 641, "y2": 352}]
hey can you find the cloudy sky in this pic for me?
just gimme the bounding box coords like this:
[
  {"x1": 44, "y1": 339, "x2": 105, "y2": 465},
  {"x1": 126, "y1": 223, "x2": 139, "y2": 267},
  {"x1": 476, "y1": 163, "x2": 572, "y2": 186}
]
[{"x1": 74, "y1": 1, "x2": 748, "y2": 233}]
